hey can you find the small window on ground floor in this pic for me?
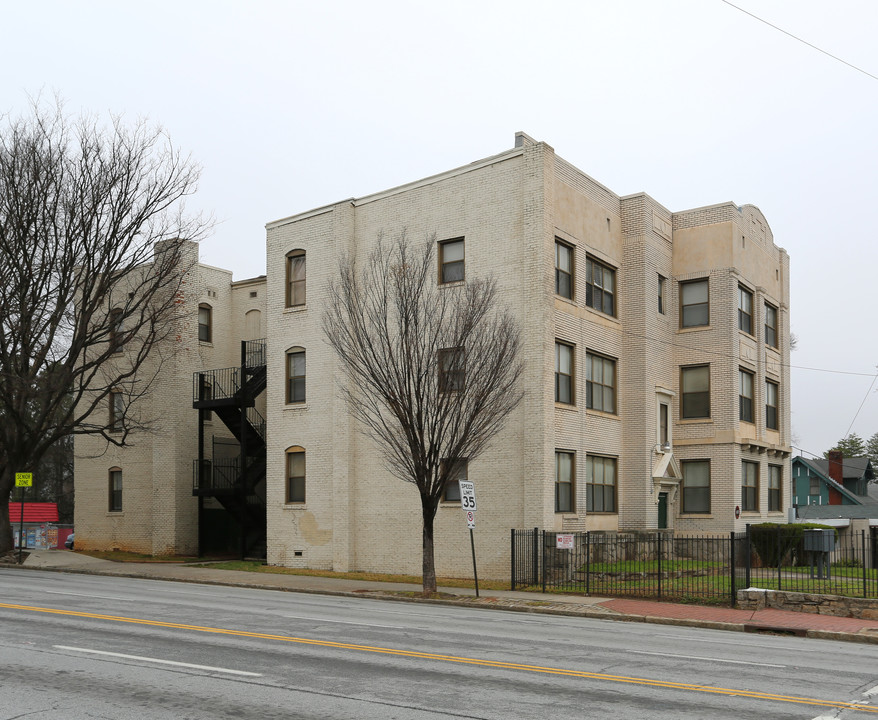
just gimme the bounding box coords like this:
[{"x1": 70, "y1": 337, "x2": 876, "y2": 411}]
[{"x1": 108, "y1": 468, "x2": 122, "y2": 512}]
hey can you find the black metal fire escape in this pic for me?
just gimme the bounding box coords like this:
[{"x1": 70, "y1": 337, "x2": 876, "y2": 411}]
[{"x1": 192, "y1": 339, "x2": 266, "y2": 559}]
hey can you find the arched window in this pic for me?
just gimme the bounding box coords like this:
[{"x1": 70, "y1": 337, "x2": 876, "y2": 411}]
[
  {"x1": 286, "y1": 347, "x2": 306, "y2": 403},
  {"x1": 244, "y1": 309, "x2": 261, "y2": 340},
  {"x1": 286, "y1": 250, "x2": 306, "y2": 307},
  {"x1": 198, "y1": 303, "x2": 212, "y2": 342},
  {"x1": 286, "y1": 446, "x2": 305, "y2": 503},
  {"x1": 108, "y1": 467, "x2": 123, "y2": 512}
]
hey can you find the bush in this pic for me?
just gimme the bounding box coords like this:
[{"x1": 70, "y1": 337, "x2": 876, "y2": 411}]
[{"x1": 748, "y1": 523, "x2": 837, "y2": 567}]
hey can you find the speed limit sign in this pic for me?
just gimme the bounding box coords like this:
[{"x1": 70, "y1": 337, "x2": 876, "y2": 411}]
[{"x1": 459, "y1": 480, "x2": 476, "y2": 511}]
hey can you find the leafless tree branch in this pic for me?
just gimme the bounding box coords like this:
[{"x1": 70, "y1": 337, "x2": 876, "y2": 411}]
[
  {"x1": 0, "y1": 99, "x2": 209, "y2": 555},
  {"x1": 323, "y1": 231, "x2": 523, "y2": 593}
]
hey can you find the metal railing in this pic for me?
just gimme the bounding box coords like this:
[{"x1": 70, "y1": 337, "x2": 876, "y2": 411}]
[
  {"x1": 243, "y1": 339, "x2": 266, "y2": 369},
  {"x1": 192, "y1": 456, "x2": 266, "y2": 494},
  {"x1": 511, "y1": 526, "x2": 877, "y2": 606},
  {"x1": 193, "y1": 367, "x2": 240, "y2": 403}
]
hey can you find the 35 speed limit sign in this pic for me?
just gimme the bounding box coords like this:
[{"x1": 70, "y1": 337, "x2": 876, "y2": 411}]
[{"x1": 458, "y1": 480, "x2": 476, "y2": 511}]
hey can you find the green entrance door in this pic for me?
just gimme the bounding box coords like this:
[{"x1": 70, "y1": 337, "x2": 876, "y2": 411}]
[{"x1": 658, "y1": 492, "x2": 668, "y2": 530}]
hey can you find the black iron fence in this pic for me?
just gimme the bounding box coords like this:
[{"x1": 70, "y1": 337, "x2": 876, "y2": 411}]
[{"x1": 511, "y1": 525, "x2": 877, "y2": 606}]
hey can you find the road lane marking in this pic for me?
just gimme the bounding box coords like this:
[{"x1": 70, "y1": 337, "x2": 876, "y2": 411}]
[
  {"x1": 630, "y1": 649, "x2": 785, "y2": 668},
  {"x1": 653, "y1": 633, "x2": 820, "y2": 652},
  {"x1": 2, "y1": 602, "x2": 875, "y2": 715},
  {"x1": 45, "y1": 591, "x2": 133, "y2": 601},
  {"x1": 53, "y1": 645, "x2": 262, "y2": 677},
  {"x1": 281, "y1": 614, "x2": 405, "y2": 629}
]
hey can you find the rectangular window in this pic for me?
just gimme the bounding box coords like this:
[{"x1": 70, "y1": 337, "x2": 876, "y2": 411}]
[
  {"x1": 438, "y1": 347, "x2": 465, "y2": 392},
  {"x1": 659, "y1": 403, "x2": 669, "y2": 447},
  {"x1": 742, "y1": 461, "x2": 759, "y2": 511},
  {"x1": 287, "y1": 350, "x2": 306, "y2": 403},
  {"x1": 658, "y1": 275, "x2": 666, "y2": 314},
  {"x1": 765, "y1": 303, "x2": 778, "y2": 348},
  {"x1": 682, "y1": 460, "x2": 710, "y2": 514},
  {"x1": 287, "y1": 449, "x2": 305, "y2": 503},
  {"x1": 109, "y1": 391, "x2": 124, "y2": 433},
  {"x1": 768, "y1": 465, "x2": 782, "y2": 511},
  {"x1": 680, "y1": 279, "x2": 709, "y2": 328},
  {"x1": 585, "y1": 257, "x2": 615, "y2": 316},
  {"x1": 198, "y1": 304, "x2": 212, "y2": 343},
  {"x1": 286, "y1": 250, "x2": 306, "y2": 307},
  {"x1": 809, "y1": 476, "x2": 820, "y2": 496},
  {"x1": 439, "y1": 238, "x2": 464, "y2": 284},
  {"x1": 766, "y1": 380, "x2": 779, "y2": 431},
  {"x1": 555, "y1": 451, "x2": 574, "y2": 513},
  {"x1": 555, "y1": 342, "x2": 574, "y2": 405},
  {"x1": 739, "y1": 369, "x2": 754, "y2": 423},
  {"x1": 586, "y1": 352, "x2": 616, "y2": 413},
  {"x1": 555, "y1": 240, "x2": 573, "y2": 299},
  {"x1": 738, "y1": 285, "x2": 753, "y2": 334},
  {"x1": 681, "y1": 365, "x2": 710, "y2": 419},
  {"x1": 586, "y1": 456, "x2": 616, "y2": 513},
  {"x1": 108, "y1": 469, "x2": 122, "y2": 512},
  {"x1": 442, "y1": 459, "x2": 467, "y2": 502}
]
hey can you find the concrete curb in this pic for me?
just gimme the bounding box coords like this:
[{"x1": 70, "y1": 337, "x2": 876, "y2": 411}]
[{"x1": 8, "y1": 562, "x2": 878, "y2": 644}]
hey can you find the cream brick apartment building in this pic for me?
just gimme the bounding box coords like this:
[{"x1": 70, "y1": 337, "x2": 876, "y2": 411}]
[
  {"x1": 74, "y1": 241, "x2": 267, "y2": 555},
  {"x1": 265, "y1": 132, "x2": 791, "y2": 580},
  {"x1": 75, "y1": 132, "x2": 790, "y2": 580}
]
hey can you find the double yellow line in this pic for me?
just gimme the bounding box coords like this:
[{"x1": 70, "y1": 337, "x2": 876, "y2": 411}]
[{"x1": 3, "y1": 602, "x2": 875, "y2": 714}]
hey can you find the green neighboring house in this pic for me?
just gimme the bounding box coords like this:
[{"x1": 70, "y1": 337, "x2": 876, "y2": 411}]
[{"x1": 792, "y1": 455, "x2": 877, "y2": 515}]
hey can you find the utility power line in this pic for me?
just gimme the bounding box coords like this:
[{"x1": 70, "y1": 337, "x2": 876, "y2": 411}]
[{"x1": 721, "y1": 0, "x2": 878, "y2": 82}]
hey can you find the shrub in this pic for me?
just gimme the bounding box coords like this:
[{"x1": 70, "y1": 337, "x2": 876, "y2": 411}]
[{"x1": 748, "y1": 523, "x2": 837, "y2": 567}]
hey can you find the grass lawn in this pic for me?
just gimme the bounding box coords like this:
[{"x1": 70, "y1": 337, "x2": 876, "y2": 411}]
[{"x1": 73, "y1": 552, "x2": 508, "y2": 591}]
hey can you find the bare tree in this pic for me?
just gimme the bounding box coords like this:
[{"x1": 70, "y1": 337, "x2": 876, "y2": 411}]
[
  {"x1": 0, "y1": 100, "x2": 207, "y2": 556},
  {"x1": 323, "y1": 232, "x2": 523, "y2": 594}
]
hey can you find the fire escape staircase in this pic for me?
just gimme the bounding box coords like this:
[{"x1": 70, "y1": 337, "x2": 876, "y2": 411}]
[{"x1": 192, "y1": 339, "x2": 267, "y2": 559}]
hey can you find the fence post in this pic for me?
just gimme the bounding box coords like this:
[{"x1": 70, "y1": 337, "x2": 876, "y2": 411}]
[
  {"x1": 510, "y1": 529, "x2": 516, "y2": 591},
  {"x1": 776, "y1": 523, "x2": 782, "y2": 591},
  {"x1": 745, "y1": 524, "x2": 752, "y2": 589},
  {"x1": 656, "y1": 532, "x2": 662, "y2": 600},
  {"x1": 863, "y1": 529, "x2": 868, "y2": 599},
  {"x1": 532, "y1": 527, "x2": 539, "y2": 588},
  {"x1": 730, "y1": 531, "x2": 737, "y2": 607},
  {"x1": 585, "y1": 531, "x2": 590, "y2": 596},
  {"x1": 541, "y1": 530, "x2": 547, "y2": 593}
]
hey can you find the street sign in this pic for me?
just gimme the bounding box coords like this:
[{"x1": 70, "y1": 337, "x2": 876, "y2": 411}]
[
  {"x1": 556, "y1": 534, "x2": 574, "y2": 549},
  {"x1": 459, "y1": 480, "x2": 476, "y2": 512},
  {"x1": 15, "y1": 473, "x2": 32, "y2": 487},
  {"x1": 466, "y1": 510, "x2": 475, "y2": 529}
]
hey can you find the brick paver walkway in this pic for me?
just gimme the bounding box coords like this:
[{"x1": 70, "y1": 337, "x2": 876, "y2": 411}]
[{"x1": 600, "y1": 598, "x2": 878, "y2": 635}]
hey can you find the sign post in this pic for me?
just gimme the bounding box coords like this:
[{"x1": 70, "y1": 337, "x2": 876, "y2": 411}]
[
  {"x1": 459, "y1": 480, "x2": 479, "y2": 598},
  {"x1": 15, "y1": 473, "x2": 32, "y2": 564}
]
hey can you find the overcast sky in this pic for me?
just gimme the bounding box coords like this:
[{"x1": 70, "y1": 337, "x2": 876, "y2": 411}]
[{"x1": 4, "y1": 0, "x2": 877, "y2": 458}]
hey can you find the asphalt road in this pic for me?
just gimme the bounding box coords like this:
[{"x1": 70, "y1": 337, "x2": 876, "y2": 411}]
[{"x1": 2, "y1": 568, "x2": 877, "y2": 719}]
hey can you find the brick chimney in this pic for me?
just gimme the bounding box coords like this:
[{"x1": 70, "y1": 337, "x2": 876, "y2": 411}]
[{"x1": 828, "y1": 450, "x2": 843, "y2": 484}]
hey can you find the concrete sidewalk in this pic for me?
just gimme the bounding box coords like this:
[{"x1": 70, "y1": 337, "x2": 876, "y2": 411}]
[{"x1": 15, "y1": 550, "x2": 878, "y2": 644}]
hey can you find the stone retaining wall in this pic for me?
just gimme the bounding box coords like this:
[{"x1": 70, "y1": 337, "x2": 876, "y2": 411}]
[{"x1": 737, "y1": 589, "x2": 878, "y2": 619}]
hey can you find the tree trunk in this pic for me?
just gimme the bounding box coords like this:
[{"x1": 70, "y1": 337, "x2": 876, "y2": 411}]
[
  {"x1": 0, "y1": 467, "x2": 15, "y2": 555},
  {"x1": 421, "y1": 497, "x2": 437, "y2": 595}
]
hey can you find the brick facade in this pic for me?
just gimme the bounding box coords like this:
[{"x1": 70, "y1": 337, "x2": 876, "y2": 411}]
[
  {"x1": 264, "y1": 133, "x2": 792, "y2": 579},
  {"x1": 74, "y1": 242, "x2": 267, "y2": 554},
  {"x1": 75, "y1": 133, "x2": 791, "y2": 580}
]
